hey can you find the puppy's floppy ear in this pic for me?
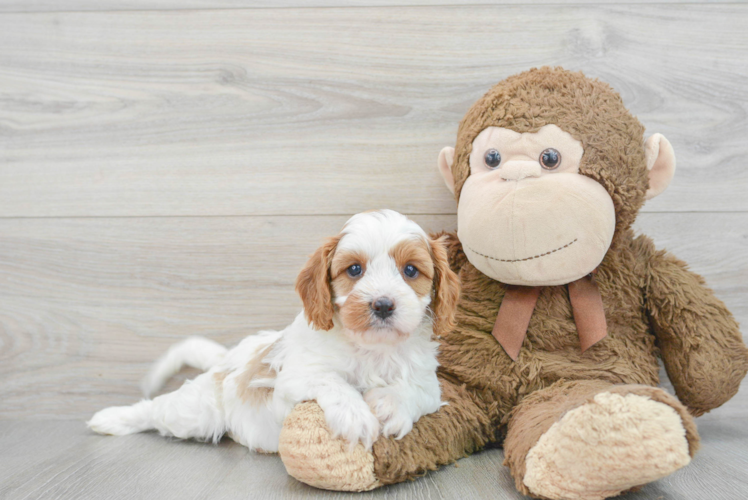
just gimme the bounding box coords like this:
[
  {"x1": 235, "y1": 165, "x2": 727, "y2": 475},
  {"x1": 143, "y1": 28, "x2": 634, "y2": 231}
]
[
  {"x1": 295, "y1": 236, "x2": 339, "y2": 331},
  {"x1": 428, "y1": 235, "x2": 461, "y2": 337}
]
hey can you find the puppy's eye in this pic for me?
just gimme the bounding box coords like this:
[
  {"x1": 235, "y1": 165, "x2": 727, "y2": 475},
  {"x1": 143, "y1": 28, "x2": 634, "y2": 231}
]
[
  {"x1": 347, "y1": 264, "x2": 363, "y2": 278},
  {"x1": 484, "y1": 149, "x2": 501, "y2": 169},
  {"x1": 403, "y1": 264, "x2": 418, "y2": 278}
]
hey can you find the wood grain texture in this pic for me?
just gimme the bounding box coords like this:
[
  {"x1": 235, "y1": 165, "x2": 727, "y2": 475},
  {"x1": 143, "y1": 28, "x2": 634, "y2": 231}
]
[
  {"x1": 0, "y1": 419, "x2": 745, "y2": 500},
  {"x1": 0, "y1": 213, "x2": 745, "y2": 420},
  {"x1": 0, "y1": 1, "x2": 736, "y2": 14},
  {"x1": 1, "y1": 2, "x2": 746, "y2": 497},
  {"x1": 1, "y1": 5, "x2": 747, "y2": 216}
]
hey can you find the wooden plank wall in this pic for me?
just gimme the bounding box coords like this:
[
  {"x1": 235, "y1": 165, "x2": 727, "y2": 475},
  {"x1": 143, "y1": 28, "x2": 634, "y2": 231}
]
[{"x1": 0, "y1": 1, "x2": 746, "y2": 420}]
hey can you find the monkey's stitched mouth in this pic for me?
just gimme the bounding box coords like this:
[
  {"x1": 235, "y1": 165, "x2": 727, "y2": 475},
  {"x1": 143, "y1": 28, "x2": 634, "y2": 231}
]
[{"x1": 467, "y1": 239, "x2": 578, "y2": 263}]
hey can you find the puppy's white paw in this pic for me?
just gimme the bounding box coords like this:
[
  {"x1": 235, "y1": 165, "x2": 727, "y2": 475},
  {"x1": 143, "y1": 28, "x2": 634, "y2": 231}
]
[
  {"x1": 87, "y1": 403, "x2": 150, "y2": 436},
  {"x1": 324, "y1": 399, "x2": 380, "y2": 451},
  {"x1": 364, "y1": 388, "x2": 413, "y2": 440}
]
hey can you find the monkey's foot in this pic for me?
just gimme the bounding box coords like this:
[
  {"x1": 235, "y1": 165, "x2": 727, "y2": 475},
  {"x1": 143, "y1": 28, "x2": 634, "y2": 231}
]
[
  {"x1": 523, "y1": 391, "x2": 692, "y2": 500},
  {"x1": 278, "y1": 402, "x2": 381, "y2": 491}
]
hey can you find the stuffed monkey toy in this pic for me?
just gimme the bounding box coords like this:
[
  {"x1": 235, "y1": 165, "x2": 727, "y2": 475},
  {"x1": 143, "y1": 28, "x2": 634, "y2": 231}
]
[{"x1": 277, "y1": 67, "x2": 748, "y2": 500}]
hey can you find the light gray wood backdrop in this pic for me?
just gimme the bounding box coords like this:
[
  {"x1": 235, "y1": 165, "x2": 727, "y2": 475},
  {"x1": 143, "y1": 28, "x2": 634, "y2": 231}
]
[{"x1": 0, "y1": 1, "x2": 747, "y2": 499}]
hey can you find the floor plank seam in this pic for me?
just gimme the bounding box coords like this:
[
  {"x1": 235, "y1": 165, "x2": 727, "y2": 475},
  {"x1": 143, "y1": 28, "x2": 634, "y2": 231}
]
[{"x1": 1, "y1": 2, "x2": 748, "y2": 16}]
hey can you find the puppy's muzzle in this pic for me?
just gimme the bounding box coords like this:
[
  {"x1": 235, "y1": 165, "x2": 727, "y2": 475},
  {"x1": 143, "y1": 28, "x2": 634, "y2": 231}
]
[{"x1": 371, "y1": 297, "x2": 395, "y2": 320}]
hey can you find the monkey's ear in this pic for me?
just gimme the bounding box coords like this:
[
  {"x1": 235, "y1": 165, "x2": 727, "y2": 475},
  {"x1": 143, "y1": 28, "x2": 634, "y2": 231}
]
[
  {"x1": 438, "y1": 147, "x2": 456, "y2": 194},
  {"x1": 644, "y1": 134, "x2": 676, "y2": 200}
]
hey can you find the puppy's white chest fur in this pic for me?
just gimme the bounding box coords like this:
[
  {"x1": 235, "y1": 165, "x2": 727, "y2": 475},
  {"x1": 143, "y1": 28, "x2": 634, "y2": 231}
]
[{"x1": 345, "y1": 326, "x2": 439, "y2": 392}]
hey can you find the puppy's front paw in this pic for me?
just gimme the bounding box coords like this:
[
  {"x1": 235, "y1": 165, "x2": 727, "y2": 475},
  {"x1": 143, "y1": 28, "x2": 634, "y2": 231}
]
[
  {"x1": 364, "y1": 388, "x2": 413, "y2": 440},
  {"x1": 324, "y1": 400, "x2": 380, "y2": 451}
]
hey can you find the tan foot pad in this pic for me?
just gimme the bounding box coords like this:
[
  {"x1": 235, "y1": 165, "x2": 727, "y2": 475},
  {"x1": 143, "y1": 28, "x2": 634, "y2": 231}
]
[
  {"x1": 278, "y1": 401, "x2": 381, "y2": 492},
  {"x1": 524, "y1": 392, "x2": 691, "y2": 500}
]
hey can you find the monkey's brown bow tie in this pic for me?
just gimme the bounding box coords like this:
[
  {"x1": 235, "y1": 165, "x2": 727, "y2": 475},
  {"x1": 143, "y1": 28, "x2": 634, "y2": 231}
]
[{"x1": 492, "y1": 272, "x2": 607, "y2": 361}]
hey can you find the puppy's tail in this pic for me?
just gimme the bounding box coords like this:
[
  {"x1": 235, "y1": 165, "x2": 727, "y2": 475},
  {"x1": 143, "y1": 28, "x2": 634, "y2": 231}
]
[{"x1": 141, "y1": 336, "x2": 228, "y2": 397}]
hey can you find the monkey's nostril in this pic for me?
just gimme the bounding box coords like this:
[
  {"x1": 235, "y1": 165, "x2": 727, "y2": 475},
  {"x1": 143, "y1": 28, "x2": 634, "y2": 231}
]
[{"x1": 371, "y1": 297, "x2": 395, "y2": 319}]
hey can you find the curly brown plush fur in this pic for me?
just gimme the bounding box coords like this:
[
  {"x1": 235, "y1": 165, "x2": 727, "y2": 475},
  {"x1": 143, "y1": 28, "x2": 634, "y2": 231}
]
[
  {"x1": 372, "y1": 68, "x2": 748, "y2": 490},
  {"x1": 281, "y1": 67, "x2": 748, "y2": 499}
]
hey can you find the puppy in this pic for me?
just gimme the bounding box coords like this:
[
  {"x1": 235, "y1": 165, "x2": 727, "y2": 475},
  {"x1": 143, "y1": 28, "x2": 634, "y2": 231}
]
[{"x1": 88, "y1": 210, "x2": 460, "y2": 451}]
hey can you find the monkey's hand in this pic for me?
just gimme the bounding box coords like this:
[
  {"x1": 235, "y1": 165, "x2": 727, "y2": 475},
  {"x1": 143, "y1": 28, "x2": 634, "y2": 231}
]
[
  {"x1": 279, "y1": 377, "x2": 493, "y2": 491},
  {"x1": 645, "y1": 248, "x2": 748, "y2": 416}
]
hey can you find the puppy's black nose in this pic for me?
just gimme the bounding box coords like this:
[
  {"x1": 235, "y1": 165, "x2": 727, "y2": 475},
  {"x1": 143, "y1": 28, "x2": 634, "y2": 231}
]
[{"x1": 371, "y1": 297, "x2": 395, "y2": 319}]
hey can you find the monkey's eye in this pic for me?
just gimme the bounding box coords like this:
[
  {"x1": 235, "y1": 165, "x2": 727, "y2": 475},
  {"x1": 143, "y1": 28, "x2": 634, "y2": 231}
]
[
  {"x1": 540, "y1": 148, "x2": 561, "y2": 170},
  {"x1": 484, "y1": 149, "x2": 502, "y2": 169},
  {"x1": 403, "y1": 264, "x2": 418, "y2": 278},
  {"x1": 347, "y1": 264, "x2": 363, "y2": 278}
]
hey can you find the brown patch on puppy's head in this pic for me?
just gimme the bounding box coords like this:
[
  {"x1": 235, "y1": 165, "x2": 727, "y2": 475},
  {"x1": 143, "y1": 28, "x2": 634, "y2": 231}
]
[
  {"x1": 390, "y1": 239, "x2": 435, "y2": 298},
  {"x1": 387, "y1": 236, "x2": 460, "y2": 337},
  {"x1": 330, "y1": 249, "x2": 371, "y2": 332},
  {"x1": 295, "y1": 236, "x2": 340, "y2": 331},
  {"x1": 330, "y1": 250, "x2": 368, "y2": 298},
  {"x1": 390, "y1": 236, "x2": 460, "y2": 337}
]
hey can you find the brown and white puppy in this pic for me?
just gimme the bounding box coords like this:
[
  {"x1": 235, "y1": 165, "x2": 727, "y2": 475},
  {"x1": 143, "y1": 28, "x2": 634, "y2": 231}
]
[{"x1": 88, "y1": 209, "x2": 460, "y2": 453}]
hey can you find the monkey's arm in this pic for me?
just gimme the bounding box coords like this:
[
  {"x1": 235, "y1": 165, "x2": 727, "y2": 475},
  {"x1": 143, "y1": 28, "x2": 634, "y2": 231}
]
[
  {"x1": 644, "y1": 248, "x2": 748, "y2": 416},
  {"x1": 430, "y1": 231, "x2": 467, "y2": 274}
]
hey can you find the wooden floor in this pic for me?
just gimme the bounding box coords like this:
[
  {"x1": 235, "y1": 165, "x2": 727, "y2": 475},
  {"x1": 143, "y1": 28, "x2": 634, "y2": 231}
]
[
  {"x1": 2, "y1": 417, "x2": 747, "y2": 500},
  {"x1": 1, "y1": 1, "x2": 747, "y2": 499}
]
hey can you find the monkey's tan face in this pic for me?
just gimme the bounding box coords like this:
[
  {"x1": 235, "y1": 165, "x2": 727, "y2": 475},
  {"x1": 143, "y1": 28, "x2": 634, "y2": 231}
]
[{"x1": 455, "y1": 125, "x2": 615, "y2": 286}]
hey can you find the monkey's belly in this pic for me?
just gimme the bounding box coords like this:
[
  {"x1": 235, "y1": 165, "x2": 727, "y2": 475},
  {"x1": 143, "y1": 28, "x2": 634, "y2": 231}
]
[
  {"x1": 522, "y1": 338, "x2": 661, "y2": 387},
  {"x1": 441, "y1": 317, "x2": 662, "y2": 417},
  {"x1": 470, "y1": 327, "x2": 662, "y2": 420},
  {"x1": 449, "y1": 270, "x2": 661, "y2": 413}
]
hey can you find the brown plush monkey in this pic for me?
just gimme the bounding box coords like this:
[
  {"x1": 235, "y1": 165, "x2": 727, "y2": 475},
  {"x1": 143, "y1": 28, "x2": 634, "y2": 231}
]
[{"x1": 277, "y1": 67, "x2": 748, "y2": 500}]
